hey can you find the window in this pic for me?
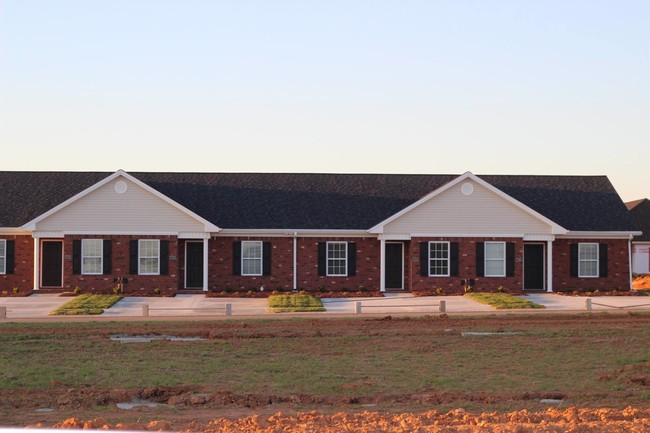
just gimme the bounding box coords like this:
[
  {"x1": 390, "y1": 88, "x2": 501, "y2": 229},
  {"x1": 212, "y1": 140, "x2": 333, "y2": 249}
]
[
  {"x1": 485, "y1": 242, "x2": 506, "y2": 277},
  {"x1": 81, "y1": 239, "x2": 102, "y2": 275},
  {"x1": 429, "y1": 242, "x2": 450, "y2": 276},
  {"x1": 241, "y1": 241, "x2": 262, "y2": 276},
  {"x1": 578, "y1": 243, "x2": 599, "y2": 277},
  {"x1": 139, "y1": 240, "x2": 160, "y2": 275},
  {"x1": 0, "y1": 240, "x2": 5, "y2": 274},
  {"x1": 327, "y1": 242, "x2": 347, "y2": 276}
]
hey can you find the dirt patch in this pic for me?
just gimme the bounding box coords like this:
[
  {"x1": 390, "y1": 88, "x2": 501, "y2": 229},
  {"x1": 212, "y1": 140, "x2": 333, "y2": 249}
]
[
  {"x1": 26, "y1": 407, "x2": 650, "y2": 432},
  {"x1": 633, "y1": 275, "x2": 650, "y2": 290}
]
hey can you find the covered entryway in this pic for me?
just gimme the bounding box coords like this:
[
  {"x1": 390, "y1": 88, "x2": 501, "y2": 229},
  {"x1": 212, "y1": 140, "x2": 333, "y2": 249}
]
[
  {"x1": 185, "y1": 241, "x2": 204, "y2": 289},
  {"x1": 385, "y1": 242, "x2": 404, "y2": 290},
  {"x1": 524, "y1": 243, "x2": 545, "y2": 291},
  {"x1": 41, "y1": 240, "x2": 63, "y2": 287}
]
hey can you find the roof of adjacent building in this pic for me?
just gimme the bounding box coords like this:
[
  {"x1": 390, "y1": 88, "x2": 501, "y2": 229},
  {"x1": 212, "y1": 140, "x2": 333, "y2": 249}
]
[
  {"x1": 626, "y1": 198, "x2": 650, "y2": 241},
  {"x1": 0, "y1": 171, "x2": 639, "y2": 232}
]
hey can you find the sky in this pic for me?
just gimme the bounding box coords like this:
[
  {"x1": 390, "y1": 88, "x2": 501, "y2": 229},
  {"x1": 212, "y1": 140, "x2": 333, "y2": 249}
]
[{"x1": 1, "y1": 0, "x2": 648, "y2": 202}]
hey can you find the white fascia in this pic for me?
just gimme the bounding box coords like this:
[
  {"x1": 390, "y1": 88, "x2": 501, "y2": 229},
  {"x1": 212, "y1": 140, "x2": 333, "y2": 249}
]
[
  {"x1": 20, "y1": 170, "x2": 220, "y2": 233},
  {"x1": 368, "y1": 171, "x2": 567, "y2": 235},
  {"x1": 0, "y1": 227, "x2": 32, "y2": 235},
  {"x1": 557, "y1": 231, "x2": 643, "y2": 240},
  {"x1": 217, "y1": 229, "x2": 370, "y2": 238}
]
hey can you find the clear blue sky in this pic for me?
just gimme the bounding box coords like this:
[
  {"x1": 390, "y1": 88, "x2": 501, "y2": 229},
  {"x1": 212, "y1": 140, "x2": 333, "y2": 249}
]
[{"x1": 1, "y1": 0, "x2": 648, "y2": 201}]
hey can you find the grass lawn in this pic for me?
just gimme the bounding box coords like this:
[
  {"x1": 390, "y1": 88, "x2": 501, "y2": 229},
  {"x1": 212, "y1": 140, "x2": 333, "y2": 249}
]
[
  {"x1": 49, "y1": 294, "x2": 122, "y2": 315},
  {"x1": 465, "y1": 292, "x2": 545, "y2": 309},
  {"x1": 268, "y1": 293, "x2": 326, "y2": 312}
]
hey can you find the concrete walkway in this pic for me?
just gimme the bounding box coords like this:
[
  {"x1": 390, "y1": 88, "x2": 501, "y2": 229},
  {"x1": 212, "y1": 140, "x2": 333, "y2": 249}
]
[{"x1": 1, "y1": 292, "x2": 650, "y2": 321}]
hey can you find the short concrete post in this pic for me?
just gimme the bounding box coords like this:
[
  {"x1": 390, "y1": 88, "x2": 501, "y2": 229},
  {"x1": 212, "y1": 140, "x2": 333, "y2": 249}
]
[
  {"x1": 225, "y1": 303, "x2": 232, "y2": 316},
  {"x1": 439, "y1": 300, "x2": 446, "y2": 313},
  {"x1": 142, "y1": 304, "x2": 149, "y2": 317},
  {"x1": 354, "y1": 301, "x2": 362, "y2": 314},
  {"x1": 585, "y1": 298, "x2": 592, "y2": 311},
  {"x1": 0, "y1": 306, "x2": 6, "y2": 319}
]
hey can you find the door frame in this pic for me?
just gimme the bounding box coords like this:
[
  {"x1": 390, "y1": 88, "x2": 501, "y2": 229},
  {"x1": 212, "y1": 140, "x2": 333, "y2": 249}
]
[
  {"x1": 184, "y1": 240, "x2": 204, "y2": 289},
  {"x1": 40, "y1": 240, "x2": 64, "y2": 288},
  {"x1": 385, "y1": 241, "x2": 404, "y2": 290},
  {"x1": 523, "y1": 242, "x2": 545, "y2": 291}
]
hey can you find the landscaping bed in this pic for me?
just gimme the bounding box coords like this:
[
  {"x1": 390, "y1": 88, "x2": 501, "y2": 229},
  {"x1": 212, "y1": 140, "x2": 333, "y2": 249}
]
[
  {"x1": 464, "y1": 292, "x2": 544, "y2": 309},
  {"x1": 268, "y1": 293, "x2": 326, "y2": 312},
  {"x1": 49, "y1": 294, "x2": 122, "y2": 315}
]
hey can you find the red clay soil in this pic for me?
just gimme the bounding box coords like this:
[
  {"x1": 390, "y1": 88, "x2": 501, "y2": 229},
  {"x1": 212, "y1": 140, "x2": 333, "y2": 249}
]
[
  {"x1": 633, "y1": 275, "x2": 650, "y2": 290},
  {"x1": 29, "y1": 407, "x2": 650, "y2": 432}
]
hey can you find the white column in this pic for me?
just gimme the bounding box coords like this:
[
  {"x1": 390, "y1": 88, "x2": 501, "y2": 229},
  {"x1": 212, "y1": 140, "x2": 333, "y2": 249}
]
[
  {"x1": 380, "y1": 238, "x2": 386, "y2": 292},
  {"x1": 33, "y1": 237, "x2": 40, "y2": 290},
  {"x1": 293, "y1": 233, "x2": 298, "y2": 291},
  {"x1": 628, "y1": 236, "x2": 633, "y2": 291},
  {"x1": 202, "y1": 237, "x2": 209, "y2": 291},
  {"x1": 546, "y1": 240, "x2": 553, "y2": 292}
]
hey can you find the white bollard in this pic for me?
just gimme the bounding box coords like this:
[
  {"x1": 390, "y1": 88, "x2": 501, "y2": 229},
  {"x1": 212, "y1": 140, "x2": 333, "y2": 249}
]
[
  {"x1": 0, "y1": 306, "x2": 6, "y2": 319},
  {"x1": 585, "y1": 298, "x2": 592, "y2": 311},
  {"x1": 225, "y1": 303, "x2": 232, "y2": 316},
  {"x1": 439, "y1": 300, "x2": 446, "y2": 313},
  {"x1": 142, "y1": 304, "x2": 149, "y2": 317},
  {"x1": 354, "y1": 301, "x2": 362, "y2": 314}
]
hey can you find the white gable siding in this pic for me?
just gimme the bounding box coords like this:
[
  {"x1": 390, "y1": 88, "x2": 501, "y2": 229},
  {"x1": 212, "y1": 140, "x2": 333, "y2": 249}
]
[
  {"x1": 35, "y1": 177, "x2": 206, "y2": 233},
  {"x1": 383, "y1": 179, "x2": 552, "y2": 235}
]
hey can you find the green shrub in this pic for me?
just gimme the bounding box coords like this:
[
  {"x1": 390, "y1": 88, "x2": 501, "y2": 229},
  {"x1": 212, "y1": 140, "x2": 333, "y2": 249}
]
[{"x1": 268, "y1": 294, "x2": 326, "y2": 313}]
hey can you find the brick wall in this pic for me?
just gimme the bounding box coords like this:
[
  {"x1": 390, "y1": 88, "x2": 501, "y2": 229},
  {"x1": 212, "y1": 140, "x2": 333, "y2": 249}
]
[
  {"x1": 408, "y1": 237, "x2": 524, "y2": 294},
  {"x1": 0, "y1": 235, "x2": 34, "y2": 292},
  {"x1": 553, "y1": 238, "x2": 631, "y2": 291},
  {"x1": 64, "y1": 235, "x2": 178, "y2": 295}
]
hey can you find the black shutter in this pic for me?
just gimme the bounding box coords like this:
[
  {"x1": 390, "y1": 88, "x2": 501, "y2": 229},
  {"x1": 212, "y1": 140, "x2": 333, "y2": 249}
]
[
  {"x1": 6, "y1": 240, "x2": 15, "y2": 274},
  {"x1": 263, "y1": 242, "x2": 272, "y2": 276},
  {"x1": 420, "y1": 242, "x2": 428, "y2": 276},
  {"x1": 599, "y1": 243, "x2": 608, "y2": 277},
  {"x1": 103, "y1": 240, "x2": 112, "y2": 274},
  {"x1": 233, "y1": 241, "x2": 242, "y2": 275},
  {"x1": 570, "y1": 244, "x2": 578, "y2": 278},
  {"x1": 72, "y1": 240, "x2": 81, "y2": 275},
  {"x1": 317, "y1": 242, "x2": 326, "y2": 276},
  {"x1": 160, "y1": 240, "x2": 169, "y2": 275},
  {"x1": 347, "y1": 242, "x2": 356, "y2": 276},
  {"x1": 476, "y1": 242, "x2": 484, "y2": 277},
  {"x1": 450, "y1": 242, "x2": 459, "y2": 277},
  {"x1": 129, "y1": 240, "x2": 138, "y2": 274},
  {"x1": 506, "y1": 242, "x2": 515, "y2": 277}
]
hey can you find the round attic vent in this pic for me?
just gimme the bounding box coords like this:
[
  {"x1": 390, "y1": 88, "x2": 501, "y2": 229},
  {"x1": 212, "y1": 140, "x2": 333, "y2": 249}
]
[
  {"x1": 115, "y1": 180, "x2": 128, "y2": 194},
  {"x1": 461, "y1": 182, "x2": 474, "y2": 196}
]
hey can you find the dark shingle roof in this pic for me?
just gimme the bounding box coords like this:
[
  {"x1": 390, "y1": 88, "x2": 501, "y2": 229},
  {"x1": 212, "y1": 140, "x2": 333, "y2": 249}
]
[
  {"x1": 626, "y1": 198, "x2": 650, "y2": 241},
  {"x1": 0, "y1": 171, "x2": 638, "y2": 232}
]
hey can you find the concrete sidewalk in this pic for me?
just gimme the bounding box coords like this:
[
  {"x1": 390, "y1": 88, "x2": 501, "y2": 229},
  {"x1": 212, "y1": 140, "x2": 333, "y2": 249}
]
[{"x1": 1, "y1": 292, "x2": 649, "y2": 321}]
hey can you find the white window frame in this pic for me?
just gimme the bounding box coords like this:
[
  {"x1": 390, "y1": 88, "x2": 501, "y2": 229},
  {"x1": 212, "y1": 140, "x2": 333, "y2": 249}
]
[
  {"x1": 484, "y1": 241, "x2": 506, "y2": 277},
  {"x1": 139, "y1": 239, "x2": 160, "y2": 275},
  {"x1": 578, "y1": 243, "x2": 599, "y2": 278},
  {"x1": 81, "y1": 239, "x2": 103, "y2": 275},
  {"x1": 241, "y1": 240, "x2": 263, "y2": 276},
  {"x1": 0, "y1": 240, "x2": 6, "y2": 274},
  {"x1": 428, "y1": 241, "x2": 450, "y2": 277},
  {"x1": 326, "y1": 241, "x2": 348, "y2": 277}
]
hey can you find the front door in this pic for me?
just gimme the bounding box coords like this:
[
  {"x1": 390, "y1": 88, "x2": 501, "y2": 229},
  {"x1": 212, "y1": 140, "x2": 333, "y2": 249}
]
[
  {"x1": 385, "y1": 242, "x2": 403, "y2": 290},
  {"x1": 185, "y1": 242, "x2": 204, "y2": 289},
  {"x1": 524, "y1": 244, "x2": 544, "y2": 291},
  {"x1": 41, "y1": 241, "x2": 63, "y2": 287}
]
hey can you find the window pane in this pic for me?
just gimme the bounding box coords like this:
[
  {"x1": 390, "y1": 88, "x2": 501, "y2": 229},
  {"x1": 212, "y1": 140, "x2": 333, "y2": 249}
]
[
  {"x1": 486, "y1": 260, "x2": 504, "y2": 276},
  {"x1": 81, "y1": 239, "x2": 102, "y2": 274},
  {"x1": 83, "y1": 257, "x2": 102, "y2": 274},
  {"x1": 429, "y1": 242, "x2": 449, "y2": 276},
  {"x1": 139, "y1": 240, "x2": 159, "y2": 274},
  {"x1": 485, "y1": 242, "x2": 504, "y2": 259},
  {"x1": 242, "y1": 242, "x2": 261, "y2": 259},
  {"x1": 578, "y1": 244, "x2": 598, "y2": 277},
  {"x1": 327, "y1": 242, "x2": 347, "y2": 275},
  {"x1": 0, "y1": 240, "x2": 5, "y2": 257}
]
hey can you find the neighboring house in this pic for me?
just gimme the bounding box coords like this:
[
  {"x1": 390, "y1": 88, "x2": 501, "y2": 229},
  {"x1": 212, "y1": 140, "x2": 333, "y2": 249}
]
[
  {"x1": 0, "y1": 170, "x2": 641, "y2": 295},
  {"x1": 626, "y1": 198, "x2": 650, "y2": 275}
]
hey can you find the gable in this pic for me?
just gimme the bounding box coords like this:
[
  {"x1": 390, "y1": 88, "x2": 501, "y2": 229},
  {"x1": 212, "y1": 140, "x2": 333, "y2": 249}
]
[
  {"x1": 381, "y1": 177, "x2": 557, "y2": 236},
  {"x1": 29, "y1": 175, "x2": 211, "y2": 233}
]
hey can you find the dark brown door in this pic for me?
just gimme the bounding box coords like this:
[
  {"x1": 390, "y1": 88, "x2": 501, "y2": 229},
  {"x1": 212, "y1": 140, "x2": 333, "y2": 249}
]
[
  {"x1": 42, "y1": 241, "x2": 63, "y2": 287},
  {"x1": 385, "y1": 243, "x2": 403, "y2": 290},
  {"x1": 524, "y1": 244, "x2": 544, "y2": 291},
  {"x1": 185, "y1": 242, "x2": 204, "y2": 288}
]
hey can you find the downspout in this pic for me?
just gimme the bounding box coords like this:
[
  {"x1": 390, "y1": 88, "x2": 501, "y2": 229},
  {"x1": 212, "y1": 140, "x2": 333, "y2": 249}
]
[
  {"x1": 629, "y1": 235, "x2": 633, "y2": 291},
  {"x1": 293, "y1": 232, "x2": 298, "y2": 291}
]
